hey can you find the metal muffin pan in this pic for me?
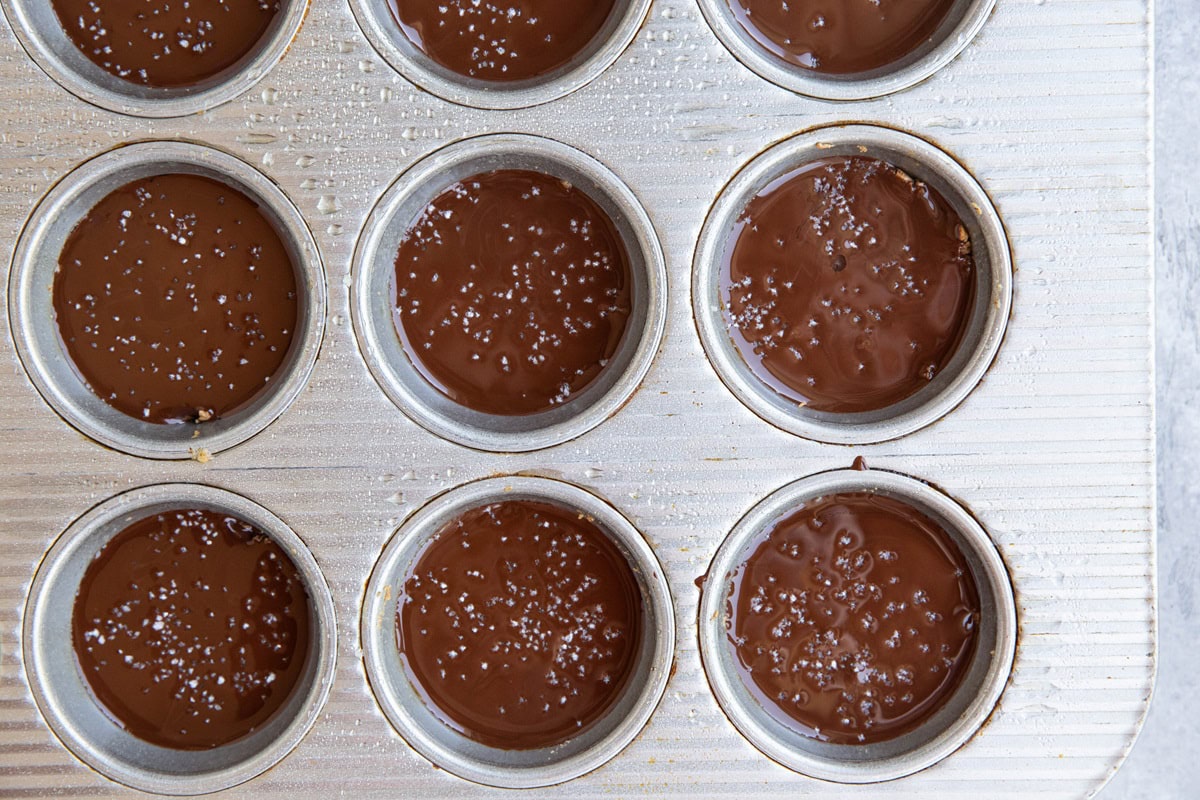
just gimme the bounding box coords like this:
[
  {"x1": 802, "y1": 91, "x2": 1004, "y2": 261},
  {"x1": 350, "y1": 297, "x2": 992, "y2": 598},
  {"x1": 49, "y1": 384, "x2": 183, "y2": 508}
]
[
  {"x1": 352, "y1": 132, "x2": 667, "y2": 453},
  {"x1": 0, "y1": 0, "x2": 1153, "y2": 798},
  {"x1": 0, "y1": 0, "x2": 308, "y2": 117},
  {"x1": 349, "y1": 0, "x2": 653, "y2": 110},
  {"x1": 698, "y1": 467, "x2": 1018, "y2": 783},
  {"x1": 22, "y1": 483, "x2": 338, "y2": 795},
  {"x1": 692, "y1": 123, "x2": 1013, "y2": 445},
  {"x1": 696, "y1": 0, "x2": 997, "y2": 101},
  {"x1": 362, "y1": 475, "x2": 675, "y2": 788},
  {"x1": 7, "y1": 140, "x2": 328, "y2": 461}
]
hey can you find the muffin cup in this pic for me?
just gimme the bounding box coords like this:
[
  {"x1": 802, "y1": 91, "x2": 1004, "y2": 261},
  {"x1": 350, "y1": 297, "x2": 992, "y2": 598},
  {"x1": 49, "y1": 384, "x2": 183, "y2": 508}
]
[
  {"x1": 0, "y1": 0, "x2": 307, "y2": 117},
  {"x1": 696, "y1": 0, "x2": 995, "y2": 101},
  {"x1": 22, "y1": 483, "x2": 338, "y2": 795},
  {"x1": 8, "y1": 140, "x2": 327, "y2": 460},
  {"x1": 698, "y1": 467, "x2": 1017, "y2": 783},
  {"x1": 361, "y1": 475, "x2": 675, "y2": 788},
  {"x1": 348, "y1": 0, "x2": 650, "y2": 110},
  {"x1": 352, "y1": 133, "x2": 667, "y2": 453},
  {"x1": 692, "y1": 123, "x2": 1012, "y2": 445}
]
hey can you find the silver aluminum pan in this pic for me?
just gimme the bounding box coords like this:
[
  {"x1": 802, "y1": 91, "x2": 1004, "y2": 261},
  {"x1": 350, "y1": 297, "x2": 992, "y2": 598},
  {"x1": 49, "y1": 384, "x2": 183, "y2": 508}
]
[
  {"x1": 0, "y1": 0, "x2": 1153, "y2": 798},
  {"x1": 362, "y1": 475, "x2": 675, "y2": 788},
  {"x1": 695, "y1": 0, "x2": 997, "y2": 101},
  {"x1": 22, "y1": 483, "x2": 338, "y2": 795},
  {"x1": 691, "y1": 123, "x2": 1012, "y2": 445},
  {"x1": 349, "y1": 0, "x2": 653, "y2": 109},
  {"x1": 352, "y1": 133, "x2": 667, "y2": 453},
  {"x1": 0, "y1": 0, "x2": 309, "y2": 117},
  {"x1": 7, "y1": 140, "x2": 327, "y2": 461},
  {"x1": 698, "y1": 467, "x2": 1018, "y2": 783}
]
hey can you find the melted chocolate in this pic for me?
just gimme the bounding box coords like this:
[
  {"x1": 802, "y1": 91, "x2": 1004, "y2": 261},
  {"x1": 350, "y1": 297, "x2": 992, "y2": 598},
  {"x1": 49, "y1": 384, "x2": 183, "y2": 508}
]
[
  {"x1": 728, "y1": 0, "x2": 956, "y2": 75},
  {"x1": 53, "y1": 173, "x2": 298, "y2": 426},
  {"x1": 727, "y1": 492, "x2": 979, "y2": 745},
  {"x1": 389, "y1": 0, "x2": 617, "y2": 83},
  {"x1": 722, "y1": 155, "x2": 974, "y2": 414},
  {"x1": 393, "y1": 169, "x2": 632, "y2": 416},
  {"x1": 72, "y1": 508, "x2": 311, "y2": 750},
  {"x1": 51, "y1": 0, "x2": 282, "y2": 88},
  {"x1": 397, "y1": 499, "x2": 642, "y2": 750}
]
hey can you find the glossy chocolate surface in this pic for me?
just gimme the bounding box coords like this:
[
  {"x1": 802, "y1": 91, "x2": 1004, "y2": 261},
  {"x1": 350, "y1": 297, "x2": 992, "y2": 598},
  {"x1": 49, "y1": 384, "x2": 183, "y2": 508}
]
[
  {"x1": 53, "y1": 173, "x2": 298, "y2": 426},
  {"x1": 389, "y1": 0, "x2": 617, "y2": 83},
  {"x1": 726, "y1": 492, "x2": 980, "y2": 745},
  {"x1": 51, "y1": 0, "x2": 282, "y2": 88},
  {"x1": 393, "y1": 168, "x2": 632, "y2": 416},
  {"x1": 728, "y1": 0, "x2": 956, "y2": 75},
  {"x1": 721, "y1": 155, "x2": 974, "y2": 414},
  {"x1": 72, "y1": 508, "x2": 311, "y2": 750},
  {"x1": 396, "y1": 499, "x2": 642, "y2": 750}
]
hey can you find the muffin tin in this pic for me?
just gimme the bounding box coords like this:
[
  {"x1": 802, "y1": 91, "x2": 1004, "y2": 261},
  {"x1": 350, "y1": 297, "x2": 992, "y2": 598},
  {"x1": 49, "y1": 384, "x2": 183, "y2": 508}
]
[
  {"x1": 23, "y1": 483, "x2": 338, "y2": 795},
  {"x1": 692, "y1": 123, "x2": 1012, "y2": 444},
  {"x1": 352, "y1": 133, "x2": 666, "y2": 452},
  {"x1": 695, "y1": 0, "x2": 997, "y2": 99},
  {"x1": 0, "y1": 0, "x2": 1153, "y2": 798},
  {"x1": 698, "y1": 468, "x2": 1017, "y2": 783},
  {"x1": 363, "y1": 475, "x2": 674, "y2": 788},
  {"x1": 0, "y1": 0, "x2": 308, "y2": 116},
  {"x1": 9, "y1": 140, "x2": 327, "y2": 459}
]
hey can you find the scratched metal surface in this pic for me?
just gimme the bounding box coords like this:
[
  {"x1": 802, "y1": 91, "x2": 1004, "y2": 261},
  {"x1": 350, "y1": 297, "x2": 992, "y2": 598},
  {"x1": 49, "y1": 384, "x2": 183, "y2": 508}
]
[{"x1": 0, "y1": 0, "x2": 1153, "y2": 798}]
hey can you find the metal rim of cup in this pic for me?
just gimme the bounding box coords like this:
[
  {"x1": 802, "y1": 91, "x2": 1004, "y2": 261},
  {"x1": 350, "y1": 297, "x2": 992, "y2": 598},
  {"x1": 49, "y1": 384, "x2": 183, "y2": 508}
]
[
  {"x1": 698, "y1": 467, "x2": 1017, "y2": 783},
  {"x1": 22, "y1": 482, "x2": 339, "y2": 795},
  {"x1": 7, "y1": 140, "x2": 327, "y2": 460},
  {"x1": 351, "y1": 132, "x2": 667, "y2": 453},
  {"x1": 695, "y1": 0, "x2": 996, "y2": 101},
  {"x1": 361, "y1": 475, "x2": 676, "y2": 789},
  {"x1": 0, "y1": 0, "x2": 308, "y2": 117},
  {"x1": 691, "y1": 123, "x2": 1012, "y2": 445},
  {"x1": 347, "y1": 0, "x2": 651, "y2": 110}
]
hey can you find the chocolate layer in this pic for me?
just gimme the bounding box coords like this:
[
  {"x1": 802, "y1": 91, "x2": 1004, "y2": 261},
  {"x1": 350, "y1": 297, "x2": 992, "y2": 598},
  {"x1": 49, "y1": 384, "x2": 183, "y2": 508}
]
[
  {"x1": 727, "y1": 492, "x2": 980, "y2": 745},
  {"x1": 51, "y1": 0, "x2": 282, "y2": 88},
  {"x1": 393, "y1": 168, "x2": 632, "y2": 416},
  {"x1": 72, "y1": 508, "x2": 311, "y2": 750},
  {"x1": 721, "y1": 155, "x2": 974, "y2": 414},
  {"x1": 53, "y1": 172, "x2": 298, "y2": 426},
  {"x1": 397, "y1": 499, "x2": 642, "y2": 750},
  {"x1": 728, "y1": 0, "x2": 956, "y2": 75},
  {"x1": 389, "y1": 0, "x2": 617, "y2": 83}
]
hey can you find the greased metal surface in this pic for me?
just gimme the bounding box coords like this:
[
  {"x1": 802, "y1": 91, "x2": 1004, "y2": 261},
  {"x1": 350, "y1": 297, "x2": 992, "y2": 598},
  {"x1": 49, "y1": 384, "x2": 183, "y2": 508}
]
[{"x1": 0, "y1": 1, "x2": 1153, "y2": 799}]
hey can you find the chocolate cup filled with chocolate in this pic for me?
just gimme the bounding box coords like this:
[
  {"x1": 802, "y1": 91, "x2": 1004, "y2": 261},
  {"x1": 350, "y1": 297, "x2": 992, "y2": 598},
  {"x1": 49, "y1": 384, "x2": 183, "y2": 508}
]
[
  {"x1": 362, "y1": 476, "x2": 674, "y2": 788},
  {"x1": 349, "y1": 0, "x2": 650, "y2": 109},
  {"x1": 8, "y1": 141, "x2": 326, "y2": 459},
  {"x1": 697, "y1": 0, "x2": 994, "y2": 100},
  {"x1": 0, "y1": 0, "x2": 306, "y2": 117},
  {"x1": 698, "y1": 467, "x2": 1016, "y2": 782},
  {"x1": 23, "y1": 483, "x2": 338, "y2": 794},
  {"x1": 692, "y1": 124, "x2": 1011, "y2": 445},
  {"x1": 352, "y1": 134, "x2": 666, "y2": 452}
]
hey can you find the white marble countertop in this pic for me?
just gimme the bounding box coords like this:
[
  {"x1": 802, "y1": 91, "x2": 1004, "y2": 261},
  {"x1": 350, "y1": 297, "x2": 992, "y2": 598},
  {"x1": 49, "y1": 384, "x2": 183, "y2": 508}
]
[{"x1": 1098, "y1": 0, "x2": 1196, "y2": 796}]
